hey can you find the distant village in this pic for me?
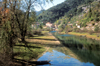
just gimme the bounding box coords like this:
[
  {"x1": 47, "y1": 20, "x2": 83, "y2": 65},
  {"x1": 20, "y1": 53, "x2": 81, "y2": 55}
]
[
  {"x1": 31, "y1": 21, "x2": 81, "y2": 31},
  {"x1": 31, "y1": 22, "x2": 59, "y2": 31},
  {"x1": 31, "y1": 20, "x2": 100, "y2": 32}
]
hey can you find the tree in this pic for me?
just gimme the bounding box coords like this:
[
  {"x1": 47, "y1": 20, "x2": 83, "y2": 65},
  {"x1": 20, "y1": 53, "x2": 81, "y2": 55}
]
[{"x1": 0, "y1": 0, "x2": 53, "y2": 65}]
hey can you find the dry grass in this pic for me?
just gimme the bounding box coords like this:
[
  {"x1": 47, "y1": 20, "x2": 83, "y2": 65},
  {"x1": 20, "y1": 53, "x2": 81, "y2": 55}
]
[
  {"x1": 24, "y1": 32, "x2": 61, "y2": 61},
  {"x1": 13, "y1": 43, "x2": 45, "y2": 60},
  {"x1": 26, "y1": 35, "x2": 61, "y2": 45},
  {"x1": 68, "y1": 32, "x2": 100, "y2": 40}
]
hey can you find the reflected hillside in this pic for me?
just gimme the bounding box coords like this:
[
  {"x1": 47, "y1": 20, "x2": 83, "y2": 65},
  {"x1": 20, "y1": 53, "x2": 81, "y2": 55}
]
[{"x1": 53, "y1": 32, "x2": 100, "y2": 66}]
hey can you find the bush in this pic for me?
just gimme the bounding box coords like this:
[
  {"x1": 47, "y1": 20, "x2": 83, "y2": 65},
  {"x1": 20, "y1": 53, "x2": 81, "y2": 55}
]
[
  {"x1": 81, "y1": 21, "x2": 87, "y2": 27},
  {"x1": 94, "y1": 26, "x2": 99, "y2": 32},
  {"x1": 73, "y1": 28, "x2": 80, "y2": 32},
  {"x1": 26, "y1": 31, "x2": 34, "y2": 37},
  {"x1": 88, "y1": 30, "x2": 94, "y2": 35},
  {"x1": 59, "y1": 28, "x2": 64, "y2": 32},
  {"x1": 95, "y1": 17, "x2": 99, "y2": 22},
  {"x1": 33, "y1": 30, "x2": 43, "y2": 35},
  {"x1": 43, "y1": 28, "x2": 52, "y2": 31}
]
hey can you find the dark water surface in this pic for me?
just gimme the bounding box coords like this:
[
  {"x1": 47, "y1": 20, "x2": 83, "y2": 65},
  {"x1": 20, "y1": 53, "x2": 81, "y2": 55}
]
[{"x1": 37, "y1": 31, "x2": 100, "y2": 66}]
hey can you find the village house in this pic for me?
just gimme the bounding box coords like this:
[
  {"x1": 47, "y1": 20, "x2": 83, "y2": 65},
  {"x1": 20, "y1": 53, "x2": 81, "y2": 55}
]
[
  {"x1": 46, "y1": 22, "x2": 53, "y2": 28},
  {"x1": 77, "y1": 25, "x2": 81, "y2": 28},
  {"x1": 76, "y1": 21, "x2": 81, "y2": 28}
]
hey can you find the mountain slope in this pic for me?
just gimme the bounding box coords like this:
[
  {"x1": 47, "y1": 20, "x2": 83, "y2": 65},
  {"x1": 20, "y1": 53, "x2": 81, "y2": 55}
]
[
  {"x1": 36, "y1": 10, "x2": 45, "y2": 16},
  {"x1": 54, "y1": 1, "x2": 100, "y2": 32},
  {"x1": 37, "y1": 0, "x2": 94, "y2": 23}
]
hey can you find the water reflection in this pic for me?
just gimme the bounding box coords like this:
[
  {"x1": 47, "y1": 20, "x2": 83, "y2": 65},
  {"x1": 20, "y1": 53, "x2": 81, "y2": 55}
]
[
  {"x1": 37, "y1": 50, "x2": 94, "y2": 66},
  {"x1": 50, "y1": 31, "x2": 57, "y2": 33},
  {"x1": 60, "y1": 34, "x2": 73, "y2": 37},
  {"x1": 54, "y1": 33, "x2": 100, "y2": 51},
  {"x1": 53, "y1": 32, "x2": 100, "y2": 66},
  {"x1": 37, "y1": 31, "x2": 100, "y2": 66}
]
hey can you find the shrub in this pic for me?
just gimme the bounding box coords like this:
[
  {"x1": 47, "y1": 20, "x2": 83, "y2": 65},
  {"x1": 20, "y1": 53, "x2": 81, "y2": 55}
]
[
  {"x1": 26, "y1": 31, "x2": 34, "y2": 37},
  {"x1": 33, "y1": 30, "x2": 43, "y2": 35},
  {"x1": 73, "y1": 28, "x2": 80, "y2": 32},
  {"x1": 81, "y1": 21, "x2": 87, "y2": 27},
  {"x1": 94, "y1": 26, "x2": 99, "y2": 32},
  {"x1": 95, "y1": 17, "x2": 99, "y2": 22},
  {"x1": 88, "y1": 30, "x2": 94, "y2": 35}
]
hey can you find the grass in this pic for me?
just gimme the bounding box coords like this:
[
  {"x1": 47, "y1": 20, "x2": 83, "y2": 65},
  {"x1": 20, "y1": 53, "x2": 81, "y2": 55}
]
[
  {"x1": 42, "y1": 31, "x2": 49, "y2": 34},
  {"x1": 33, "y1": 35, "x2": 56, "y2": 39},
  {"x1": 68, "y1": 32, "x2": 100, "y2": 40},
  {"x1": 13, "y1": 43, "x2": 45, "y2": 60},
  {"x1": 13, "y1": 31, "x2": 60, "y2": 61}
]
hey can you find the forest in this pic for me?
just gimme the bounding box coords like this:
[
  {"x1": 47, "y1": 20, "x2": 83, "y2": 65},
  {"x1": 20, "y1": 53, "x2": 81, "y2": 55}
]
[
  {"x1": 37, "y1": 0, "x2": 100, "y2": 34},
  {"x1": 37, "y1": 0, "x2": 94, "y2": 22}
]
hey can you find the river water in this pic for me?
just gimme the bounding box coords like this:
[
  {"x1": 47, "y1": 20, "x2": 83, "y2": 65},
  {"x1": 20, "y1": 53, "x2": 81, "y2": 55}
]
[
  {"x1": 37, "y1": 31, "x2": 100, "y2": 66},
  {"x1": 37, "y1": 50, "x2": 95, "y2": 66}
]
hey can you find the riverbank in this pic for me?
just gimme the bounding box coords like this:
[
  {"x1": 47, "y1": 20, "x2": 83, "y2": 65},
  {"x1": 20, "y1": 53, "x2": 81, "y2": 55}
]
[
  {"x1": 13, "y1": 31, "x2": 100, "y2": 66},
  {"x1": 68, "y1": 32, "x2": 100, "y2": 40},
  {"x1": 14, "y1": 31, "x2": 61, "y2": 62},
  {"x1": 28, "y1": 33, "x2": 61, "y2": 61}
]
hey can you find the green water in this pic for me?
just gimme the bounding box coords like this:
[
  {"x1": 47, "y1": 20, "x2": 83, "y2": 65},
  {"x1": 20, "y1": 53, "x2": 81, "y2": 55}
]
[
  {"x1": 54, "y1": 32, "x2": 100, "y2": 66},
  {"x1": 38, "y1": 31, "x2": 100, "y2": 66}
]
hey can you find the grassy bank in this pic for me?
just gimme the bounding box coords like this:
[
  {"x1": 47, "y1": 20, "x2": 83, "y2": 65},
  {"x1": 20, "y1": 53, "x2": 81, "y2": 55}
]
[
  {"x1": 14, "y1": 31, "x2": 60, "y2": 61},
  {"x1": 14, "y1": 43, "x2": 45, "y2": 60},
  {"x1": 68, "y1": 32, "x2": 100, "y2": 40}
]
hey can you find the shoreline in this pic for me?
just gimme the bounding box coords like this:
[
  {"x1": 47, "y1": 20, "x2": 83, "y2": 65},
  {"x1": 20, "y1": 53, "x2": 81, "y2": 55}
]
[
  {"x1": 68, "y1": 32, "x2": 100, "y2": 40},
  {"x1": 30, "y1": 32, "x2": 61, "y2": 61}
]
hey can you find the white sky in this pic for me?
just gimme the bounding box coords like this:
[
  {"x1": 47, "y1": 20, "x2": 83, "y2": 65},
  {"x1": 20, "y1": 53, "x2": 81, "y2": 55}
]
[{"x1": 34, "y1": 0, "x2": 65, "y2": 11}]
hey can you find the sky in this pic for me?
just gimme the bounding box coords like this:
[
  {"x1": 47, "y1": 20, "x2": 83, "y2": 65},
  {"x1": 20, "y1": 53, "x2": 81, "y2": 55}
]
[{"x1": 34, "y1": 0, "x2": 65, "y2": 11}]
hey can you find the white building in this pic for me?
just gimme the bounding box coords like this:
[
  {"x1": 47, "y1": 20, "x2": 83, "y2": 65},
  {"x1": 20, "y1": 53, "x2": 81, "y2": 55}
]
[{"x1": 46, "y1": 22, "x2": 52, "y2": 28}]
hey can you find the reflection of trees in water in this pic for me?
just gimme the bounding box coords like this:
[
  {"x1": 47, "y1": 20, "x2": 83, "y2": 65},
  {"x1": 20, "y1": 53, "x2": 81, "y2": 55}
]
[
  {"x1": 54, "y1": 33, "x2": 100, "y2": 66},
  {"x1": 71, "y1": 49, "x2": 100, "y2": 66},
  {"x1": 54, "y1": 46, "x2": 100, "y2": 66},
  {"x1": 56, "y1": 34, "x2": 100, "y2": 50}
]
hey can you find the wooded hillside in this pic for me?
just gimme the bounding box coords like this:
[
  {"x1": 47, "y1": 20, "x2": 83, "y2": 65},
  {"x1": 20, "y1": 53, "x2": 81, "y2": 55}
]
[{"x1": 37, "y1": 0, "x2": 94, "y2": 23}]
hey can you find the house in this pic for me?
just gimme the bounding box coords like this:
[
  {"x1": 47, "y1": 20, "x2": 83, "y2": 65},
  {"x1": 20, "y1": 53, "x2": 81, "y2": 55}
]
[
  {"x1": 77, "y1": 25, "x2": 81, "y2": 28},
  {"x1": 46, "y1": 22, "x2": 52, "y2": 28},
  {"x1": 75, "y1": 21, "x2": 81, "y2": 28}
]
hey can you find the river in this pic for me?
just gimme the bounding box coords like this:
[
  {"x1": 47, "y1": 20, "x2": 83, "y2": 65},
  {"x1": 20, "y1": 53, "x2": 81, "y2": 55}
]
[{"x1": 37, "y1": 31, "x2": 100, "y2": 66}]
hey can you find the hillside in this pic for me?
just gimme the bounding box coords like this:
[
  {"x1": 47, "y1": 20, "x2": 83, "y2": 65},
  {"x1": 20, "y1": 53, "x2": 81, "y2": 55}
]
[
  {"x1": 37, "y1": 0, "x2": 94, "y2": 23},
  {"x1": 36, "y1": 10, "x2": 45, "y2": 16},
  {"x1": 55, "y1": 1, "x2": 100, "y2": 33}
]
